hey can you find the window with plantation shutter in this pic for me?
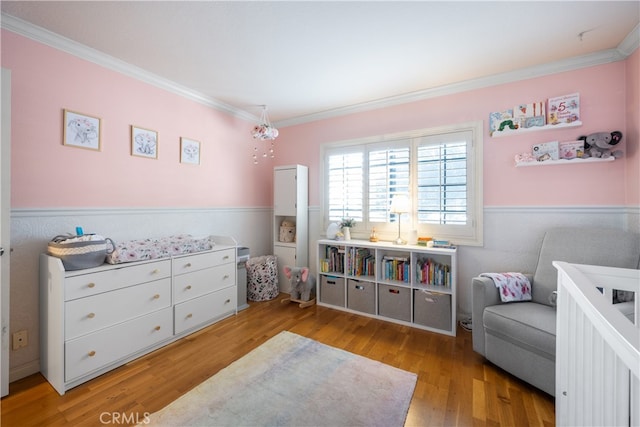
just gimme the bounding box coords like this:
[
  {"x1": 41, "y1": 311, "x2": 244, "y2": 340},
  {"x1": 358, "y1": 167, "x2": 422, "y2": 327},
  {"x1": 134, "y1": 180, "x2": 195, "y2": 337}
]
[
  {"x1": 417, "y1": 132, "x2": 470, "y2": 225},
  {"x1": 327, "y1": 151, "x2": 364, "y2": 222},
  {"x1": 368, "y1": 146, "x2": 410, "y2": 223},
  {"x1": 322, "y1": 121, "x2": 483, "y2": 246}
]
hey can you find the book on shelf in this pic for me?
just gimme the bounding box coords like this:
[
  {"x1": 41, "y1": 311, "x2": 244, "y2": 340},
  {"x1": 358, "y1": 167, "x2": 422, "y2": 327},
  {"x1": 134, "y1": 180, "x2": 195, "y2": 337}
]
[
  {"x1": 416, "y1": 258, "x2": 451, "y2": 288},
  {"x1": 513, "y1": 101, "x2": 546, "y2": 129},
  {"x1": 547, "y1": 93, "x2": 580, "y2": 125},
  {"x1": 346, "y1": 247, "x2": 375, "y2": 277},
  {"x1": 559, "y1": 140, "x2": 584, "y2": 159},
  {"x1": 532, "y1": 141, "x2": 559, "y2": 161},
  {"x1": 489, "y1": 109, "x2": 514, "y2": 136},
  {"x1": 322, "y1": 245, "x2": 345, "y2": 273},
  {"x1": 381, "y1": 255, "x2": 410, "y2": 283}
]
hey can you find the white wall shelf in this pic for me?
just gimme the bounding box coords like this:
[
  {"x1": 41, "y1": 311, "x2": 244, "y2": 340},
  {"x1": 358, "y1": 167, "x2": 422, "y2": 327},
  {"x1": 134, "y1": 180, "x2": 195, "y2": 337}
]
[
  {"x1": 516, "y1": 157, "x2": 615, "y2": 167},
  {"x1": 491, "y1": 120, "x2": 582, "y2": 138}
]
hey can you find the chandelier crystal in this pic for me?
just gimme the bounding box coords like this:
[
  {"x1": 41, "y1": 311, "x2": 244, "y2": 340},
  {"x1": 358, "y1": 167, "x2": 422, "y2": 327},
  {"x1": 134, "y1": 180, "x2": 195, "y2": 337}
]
[{"x1": 251, "y1": 105, "x2": 278, "y2": 164}]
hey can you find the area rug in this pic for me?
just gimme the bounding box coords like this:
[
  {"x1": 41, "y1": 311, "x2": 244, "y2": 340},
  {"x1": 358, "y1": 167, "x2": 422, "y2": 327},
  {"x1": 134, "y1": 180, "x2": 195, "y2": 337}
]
[{"x1": 147, "y1": 331, "x2": 417, "y2": 426}]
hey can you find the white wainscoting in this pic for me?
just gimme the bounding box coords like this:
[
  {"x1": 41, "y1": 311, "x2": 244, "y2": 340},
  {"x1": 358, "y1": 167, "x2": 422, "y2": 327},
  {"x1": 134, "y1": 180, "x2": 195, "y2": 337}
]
[
  {"x1": 456, "y1": 206, "x2": 634, "y2": 320},
  {"x1": 308, "y1": 205, "x2": 635, "y2": 322},
  {"x1": 9, "y1": 207, "x2": 272, "y2": 381},
  {"x1": 7, "y1": 205, "x2": 637, "y2": 382}
]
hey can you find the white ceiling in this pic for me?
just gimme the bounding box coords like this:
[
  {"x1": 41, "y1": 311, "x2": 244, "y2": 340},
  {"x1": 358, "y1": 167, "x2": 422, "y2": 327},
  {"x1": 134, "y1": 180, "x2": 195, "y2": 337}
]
[{"x1": 1, "y1": 1, "x2": 639, "y2": 125}]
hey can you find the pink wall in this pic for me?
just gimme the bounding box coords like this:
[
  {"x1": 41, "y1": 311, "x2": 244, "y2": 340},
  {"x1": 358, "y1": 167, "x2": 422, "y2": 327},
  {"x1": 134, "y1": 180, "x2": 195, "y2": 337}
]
[
  {"x1": 625, "y1": 49, "x2": 640, "y2": 205},
  {"x1": 3, "y1": 29, "x2": 637, "y2": 210},
  {"x1": 2, "y1": 30, "x2": 273, "y2": 208},
  {"x1": 276, "y1": 62, "x2": 630, "y2": 207}
]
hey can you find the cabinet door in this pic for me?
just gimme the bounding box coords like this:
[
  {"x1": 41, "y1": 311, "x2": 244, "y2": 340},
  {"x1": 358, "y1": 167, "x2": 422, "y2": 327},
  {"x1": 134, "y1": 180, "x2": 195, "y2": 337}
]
[
  {"x1": 274, "y1": 168, "x2": 297, "y2": 215},
  {"x1": 273, "y1": 245, "x2": 297, "y2": 293}
]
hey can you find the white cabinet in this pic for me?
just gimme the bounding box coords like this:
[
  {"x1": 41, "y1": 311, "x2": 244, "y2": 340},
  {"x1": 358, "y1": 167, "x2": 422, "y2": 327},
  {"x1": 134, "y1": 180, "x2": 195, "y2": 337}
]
[
  {"x1": 40, "y1": 240, "x2": 237, "y2": 395},
  {"x1": 273, "y1": 165, "x2": 308, "y2": 293},
  {"x1": 317, "y1": 239, "x2": 457, "y2": 336}
]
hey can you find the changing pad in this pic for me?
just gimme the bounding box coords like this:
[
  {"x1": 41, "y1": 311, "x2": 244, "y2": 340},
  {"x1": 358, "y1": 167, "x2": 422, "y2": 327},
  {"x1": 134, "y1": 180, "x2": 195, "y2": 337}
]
[{"x1": 106, "y1": 234, "x2": 216, "y2": 264}]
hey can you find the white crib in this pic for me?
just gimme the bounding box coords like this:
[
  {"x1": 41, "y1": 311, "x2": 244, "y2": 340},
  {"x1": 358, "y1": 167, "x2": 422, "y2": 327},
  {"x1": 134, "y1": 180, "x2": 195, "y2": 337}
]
[{"x1": 554, "y1": 261, "x2": 639, "y2": 427}]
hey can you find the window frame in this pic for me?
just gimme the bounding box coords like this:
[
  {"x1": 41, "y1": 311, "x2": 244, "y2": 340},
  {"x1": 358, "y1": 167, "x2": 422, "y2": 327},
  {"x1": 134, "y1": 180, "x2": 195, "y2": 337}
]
[{"x1": 320, "y1": 120, "x2": 483, "y2": 246}]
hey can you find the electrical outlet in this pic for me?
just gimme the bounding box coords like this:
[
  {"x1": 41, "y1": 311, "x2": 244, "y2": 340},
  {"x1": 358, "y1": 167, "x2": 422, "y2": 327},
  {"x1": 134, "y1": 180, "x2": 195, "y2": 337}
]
[{"x1": 12, "y1": 330, "x2": 28, "y2": 350}]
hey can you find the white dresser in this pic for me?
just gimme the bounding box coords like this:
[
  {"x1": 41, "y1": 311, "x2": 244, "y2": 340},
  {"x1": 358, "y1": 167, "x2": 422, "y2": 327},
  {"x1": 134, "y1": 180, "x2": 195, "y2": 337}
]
[{"x1": 40, "y1": 239, "x2": 237, "y2": 395}]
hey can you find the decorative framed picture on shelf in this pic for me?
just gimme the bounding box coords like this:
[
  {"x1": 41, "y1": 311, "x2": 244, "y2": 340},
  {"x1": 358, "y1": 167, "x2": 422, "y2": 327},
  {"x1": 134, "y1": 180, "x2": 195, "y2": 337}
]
[
  {"x1": 63, "y1": 109, "x2": 101, "y2": 151},
  {"x1": 131, "y1": 125, "x2": 158, "y2": 159},
  {"x1": 180, "y1": 137, "x2": 201, "y2": 165}
]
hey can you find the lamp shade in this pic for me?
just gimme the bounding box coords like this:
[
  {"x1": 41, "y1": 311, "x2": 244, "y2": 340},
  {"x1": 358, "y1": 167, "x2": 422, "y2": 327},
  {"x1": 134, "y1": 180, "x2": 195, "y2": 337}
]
[{"x1": 390, "y1": 194, "x2": 410, "y2": 214}]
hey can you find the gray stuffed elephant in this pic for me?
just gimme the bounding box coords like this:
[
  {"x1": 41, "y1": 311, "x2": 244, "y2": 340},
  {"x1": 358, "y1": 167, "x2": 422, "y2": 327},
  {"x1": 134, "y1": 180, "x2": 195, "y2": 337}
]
[{"x1": 284, "y1": 266, "x2": 316, "y2": 301}]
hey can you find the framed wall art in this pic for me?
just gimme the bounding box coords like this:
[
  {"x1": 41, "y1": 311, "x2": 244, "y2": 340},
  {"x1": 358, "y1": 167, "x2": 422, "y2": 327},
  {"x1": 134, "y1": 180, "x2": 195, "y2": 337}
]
[
  {"x1": 131, "y1": 125, "x2": 158, "y2": 159},
  {"x1": 63, "y1": 109, "x2": 101, "y2": 151},
  {"x1": 180, "y1": 137, "x2": 201, "y2": 165}
]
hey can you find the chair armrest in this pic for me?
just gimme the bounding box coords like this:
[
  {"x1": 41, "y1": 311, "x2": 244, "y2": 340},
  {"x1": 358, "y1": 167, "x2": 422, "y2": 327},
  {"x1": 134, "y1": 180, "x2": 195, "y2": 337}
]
[
  {"x1": 471, "y1": 276, "x2": 502, "y2": 356},
  {"x1": 471, "y1": 274, "x2": 534, "y2": 356}
]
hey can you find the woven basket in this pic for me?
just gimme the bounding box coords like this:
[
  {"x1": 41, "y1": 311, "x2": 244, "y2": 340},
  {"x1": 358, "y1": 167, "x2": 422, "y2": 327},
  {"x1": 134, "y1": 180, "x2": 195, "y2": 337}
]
[{"x1": 48, "y1": 236, "x2": 114, "y2": 271}]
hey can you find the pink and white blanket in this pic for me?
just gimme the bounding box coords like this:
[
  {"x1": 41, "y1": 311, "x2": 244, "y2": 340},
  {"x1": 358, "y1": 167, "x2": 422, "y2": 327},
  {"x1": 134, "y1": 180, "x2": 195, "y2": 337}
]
[
  {"x1": 106, "y1": 234, "x2": 216, "y2": 264},
  {"x1": 480, "y1": 272, "x2": 532, "y2": 302}
]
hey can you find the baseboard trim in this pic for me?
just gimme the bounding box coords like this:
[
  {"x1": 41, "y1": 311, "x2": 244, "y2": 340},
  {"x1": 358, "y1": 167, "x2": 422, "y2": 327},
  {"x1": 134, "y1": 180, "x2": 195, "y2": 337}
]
[{"x1": 9, "y1": 359, "x2": 39, "y2": 383}]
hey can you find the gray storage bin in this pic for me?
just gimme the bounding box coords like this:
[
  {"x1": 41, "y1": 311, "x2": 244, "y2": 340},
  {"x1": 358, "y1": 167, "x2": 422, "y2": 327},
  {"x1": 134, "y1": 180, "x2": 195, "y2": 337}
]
[
  {"x1": 347, "y1": 279, "x2": 375, "y2": 314},
  {"x1": 413, "y1": 289, "x2": 451, "y2": 331},
  {"x1": 378, "y1": 284, "x2": 410, "y2": 322},
  {"x1": 320, "y1": 275, "x2": 345, "y2": 307}
]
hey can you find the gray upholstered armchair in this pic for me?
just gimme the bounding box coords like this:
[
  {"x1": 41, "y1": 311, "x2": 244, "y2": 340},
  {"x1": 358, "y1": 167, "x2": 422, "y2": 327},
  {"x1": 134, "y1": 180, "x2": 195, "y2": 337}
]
[{"x1": 472, "y1": 227, "x2": 640, "y2": 396}]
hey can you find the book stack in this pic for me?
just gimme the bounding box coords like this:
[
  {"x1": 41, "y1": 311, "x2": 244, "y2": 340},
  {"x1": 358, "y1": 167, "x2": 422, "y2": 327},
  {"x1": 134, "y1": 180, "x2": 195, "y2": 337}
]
[
  {"x1": 432, "y1": 239, "x2": 455, "y2": 249},
  {"x1": 322, "y1": 246, "x2": 345, "y2": 273},
  {"x1": 382, "y1": 255, "x2": 410, "y2": 283},
  {"x1": 416, "y1": 258, "x2": 451, "y2": 288},
  {"x1": 346, "y1": 247, "x2": 375, "y2": 277}
]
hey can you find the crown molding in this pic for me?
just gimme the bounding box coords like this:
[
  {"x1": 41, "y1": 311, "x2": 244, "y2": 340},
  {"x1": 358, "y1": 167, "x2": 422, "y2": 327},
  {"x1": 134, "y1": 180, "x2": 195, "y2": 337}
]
[
  {"x1": 0, "y1": 13, "x2": 257, "y2": 122},
  {"x1": 2, "y1": 13, "x2": 636, "y2": 129},
  {"x1": 274, "y1": 47, "x2": 631, "y2": 128},
  {"x1": 617, "y1": 23, "x2": 640, "y2": 57}
]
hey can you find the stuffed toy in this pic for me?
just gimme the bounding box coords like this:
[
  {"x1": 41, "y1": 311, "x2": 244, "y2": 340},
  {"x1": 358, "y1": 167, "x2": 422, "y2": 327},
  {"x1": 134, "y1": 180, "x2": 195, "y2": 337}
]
[
  {"x1": 283, "y1": 265, "x2": 316, "y2": 302},
  {"x1": 578, "y1": 131, "x2": 623, "y2": 159}
]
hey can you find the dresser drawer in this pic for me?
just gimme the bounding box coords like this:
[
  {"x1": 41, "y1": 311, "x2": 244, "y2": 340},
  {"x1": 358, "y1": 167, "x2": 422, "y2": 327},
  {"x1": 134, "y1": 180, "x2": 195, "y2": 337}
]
[
  {"x1": 65, "y1": 278, "x2": 171, "y2": 340},
  {"x1": 65, "y1": 307, "x2": 173, "y2": 382},
  {"x1": 65, "y1": 259, "x2": 171, "y2": 301},
  {"x1": 173, "y1": 249, "x2": 234, "y2": 275},
  {"x1": 174, "y1": 263, "x2": 236, "y2": 304},
  {"x1": 174, "y1": 286, "x2": 236, "y2": 335}
]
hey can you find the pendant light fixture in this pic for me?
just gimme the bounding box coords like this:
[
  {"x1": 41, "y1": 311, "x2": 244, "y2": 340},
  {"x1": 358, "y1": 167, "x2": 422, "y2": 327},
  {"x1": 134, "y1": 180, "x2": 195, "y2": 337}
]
[{"x1": 251, "y1": 105, "x2": 278, "y2": 164}]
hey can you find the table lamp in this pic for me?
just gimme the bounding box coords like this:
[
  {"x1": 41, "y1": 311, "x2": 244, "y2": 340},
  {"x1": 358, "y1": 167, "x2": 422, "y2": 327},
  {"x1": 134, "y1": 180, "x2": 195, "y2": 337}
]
[{"x1": 390, "y1": 194, "x2": 410, "y2": 245}]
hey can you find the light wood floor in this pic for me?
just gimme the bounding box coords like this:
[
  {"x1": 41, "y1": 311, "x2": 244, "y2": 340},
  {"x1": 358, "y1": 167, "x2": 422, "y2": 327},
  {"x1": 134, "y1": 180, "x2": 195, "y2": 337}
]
[{"x1": 1, "y1": 296, "x2": 555, "y2": 426}]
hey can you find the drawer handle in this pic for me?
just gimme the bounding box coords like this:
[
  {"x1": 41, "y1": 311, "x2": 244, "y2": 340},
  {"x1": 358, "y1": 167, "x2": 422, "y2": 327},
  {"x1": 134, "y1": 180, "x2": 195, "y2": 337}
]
[
  {"x1": 88, "y1": 351, "x2": 96, "y2": 357},
  {"x1": 151, "y1": 269, "x2": 160, "y2": 274},
  {"x1": 223, "y1": 274, "x2": 230, "y2": 280},
  {"x1": 186, "y1": 313, "x2": 193, "y2": 319},
  {"x1": 389, "y1": 289, "x2": 400, "y2": 294},
  {"x1": 186, "y1": 285, "x2": 192, "y2": 290},
  {"x1": 154, "y1": 326, "x2": 161, "y2": 331},
  {"x1": 87, "y1": 283, "x2": 95, "y2": 289},
  {"x1": 153, "y1": 294, "x2": 160, "y2": 299},
  {"x1": 185, "y1": 263, "x2": 192, "y2": 268},
  {"x1": 223, "y1": 255, "x2": 230, "y2": 260},
  {"x1": 225, "y1": 299, "x2": 231, "y2": 304},
  {"x1": 355, "y1": 285, "x2": 364, "y2": 290},
  {"x1": 87, "y1": 313, "x2": 96, "y2": 319}
]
